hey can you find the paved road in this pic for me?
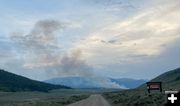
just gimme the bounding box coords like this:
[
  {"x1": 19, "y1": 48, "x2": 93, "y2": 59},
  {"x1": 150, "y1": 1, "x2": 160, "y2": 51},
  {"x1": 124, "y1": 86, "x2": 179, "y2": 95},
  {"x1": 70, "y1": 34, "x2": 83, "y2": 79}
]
[{"x1": 67, "y1": 94, "x2": 111, "y2": 106}]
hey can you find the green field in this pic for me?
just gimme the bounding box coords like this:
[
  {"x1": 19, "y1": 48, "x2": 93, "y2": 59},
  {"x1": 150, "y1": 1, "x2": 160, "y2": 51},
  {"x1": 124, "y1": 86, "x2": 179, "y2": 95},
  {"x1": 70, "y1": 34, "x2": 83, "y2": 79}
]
[
  {"x1": 0, "y1": 89, "x2": 119, "y2": 106},
  {"x1": 0, "y1": 89, "x2": 90, "y2": 106}
]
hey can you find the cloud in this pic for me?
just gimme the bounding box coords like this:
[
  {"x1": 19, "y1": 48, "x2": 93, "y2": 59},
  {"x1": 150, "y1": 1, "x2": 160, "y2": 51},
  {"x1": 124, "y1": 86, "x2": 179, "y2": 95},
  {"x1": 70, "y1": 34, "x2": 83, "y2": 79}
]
[
  {"x1": 0, "y1": 0, "x2": 179, "y2": 84},
  {"x1": 73, "y1": 1, "x2": 180, "y2": 66}
]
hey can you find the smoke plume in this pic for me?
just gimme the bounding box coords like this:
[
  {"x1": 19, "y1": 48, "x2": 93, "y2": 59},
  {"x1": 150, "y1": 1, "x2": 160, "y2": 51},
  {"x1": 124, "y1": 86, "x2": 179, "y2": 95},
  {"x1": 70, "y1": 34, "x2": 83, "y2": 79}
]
[{"x1": 11, "y1": 19, "x2": 122, "y2": 88}]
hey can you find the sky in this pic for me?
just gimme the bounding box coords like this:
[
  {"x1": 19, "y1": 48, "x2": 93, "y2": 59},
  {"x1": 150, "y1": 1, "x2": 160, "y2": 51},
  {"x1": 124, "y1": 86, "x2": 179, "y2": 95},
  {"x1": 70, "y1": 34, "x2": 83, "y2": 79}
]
[{"x1": 0, "y1": 0, "x2": 180, "y2": 87}]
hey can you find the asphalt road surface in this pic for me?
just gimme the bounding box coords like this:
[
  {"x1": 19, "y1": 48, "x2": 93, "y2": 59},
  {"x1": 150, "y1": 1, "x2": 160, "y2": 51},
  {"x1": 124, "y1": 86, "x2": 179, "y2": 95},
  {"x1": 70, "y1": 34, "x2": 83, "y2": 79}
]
[{"x1": 67, "y1": 94, "x2": 111, "y2": 106}]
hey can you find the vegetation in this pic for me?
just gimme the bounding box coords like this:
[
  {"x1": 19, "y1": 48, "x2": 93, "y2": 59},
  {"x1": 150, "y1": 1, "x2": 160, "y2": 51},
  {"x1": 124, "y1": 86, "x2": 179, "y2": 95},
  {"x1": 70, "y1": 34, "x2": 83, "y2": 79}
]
[
  {"x1": 103, "y1": 89, "x2": 164, "y2": 106},
  {"x1": 103, "y1": 68, "x2": 180, "y2": 106},
  {"x1": 0, "y1": 68, "x2": 179, "y2": 106},
  {"x1": 0, "y1": 69, "x2": 70, "y2": 92},
  {"x1": 0, "y1": 89, "x2": 90, "y2": 106}
]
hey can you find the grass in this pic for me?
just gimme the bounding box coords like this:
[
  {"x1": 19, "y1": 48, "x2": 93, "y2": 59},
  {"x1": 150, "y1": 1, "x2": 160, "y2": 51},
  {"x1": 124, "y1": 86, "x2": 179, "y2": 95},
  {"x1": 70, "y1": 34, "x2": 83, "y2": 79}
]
[
  {"x1": 0, "y1": 88, "x2": 118, "y2": 106},
  {"x1": 103, "y1": 89, "x2": 165, "y2": 106},
  {"x1": 0, "y1": 89, "x2": 90, "y2": 106}
]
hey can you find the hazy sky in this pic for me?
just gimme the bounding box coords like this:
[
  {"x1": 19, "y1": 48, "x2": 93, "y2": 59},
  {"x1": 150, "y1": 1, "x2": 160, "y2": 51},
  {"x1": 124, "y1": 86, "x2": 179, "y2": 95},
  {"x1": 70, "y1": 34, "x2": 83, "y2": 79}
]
[{"x1": 0, "y1": 0, "x2": 180, "y2": 82}]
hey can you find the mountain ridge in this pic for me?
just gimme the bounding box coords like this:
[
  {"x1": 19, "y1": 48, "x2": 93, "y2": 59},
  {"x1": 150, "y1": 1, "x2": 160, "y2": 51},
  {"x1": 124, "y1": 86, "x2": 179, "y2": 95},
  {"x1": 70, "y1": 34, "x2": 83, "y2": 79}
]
[
  {"x1": 0, "y1": 69, "x2": 70, "y2": 92},
  {"x1": 45, "y1": 76, "x2": 147, "y2": 89}
]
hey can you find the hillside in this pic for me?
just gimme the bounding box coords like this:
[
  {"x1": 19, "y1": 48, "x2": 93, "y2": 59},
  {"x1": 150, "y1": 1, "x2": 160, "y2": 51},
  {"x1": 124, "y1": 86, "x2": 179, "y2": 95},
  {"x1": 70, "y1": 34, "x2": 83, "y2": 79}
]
[
  {"x1": 151, "y1": 67, "x2": 180, "y2": 90},
  {"x1": 0, "y1": 69, "x2": 70, "y2": 92},
  {"x1": 139, "y1": 67, "x2": 180, "y2": 90},
  {"x1": 103, "y1": 67, "x2": 180, "y2": 106}
]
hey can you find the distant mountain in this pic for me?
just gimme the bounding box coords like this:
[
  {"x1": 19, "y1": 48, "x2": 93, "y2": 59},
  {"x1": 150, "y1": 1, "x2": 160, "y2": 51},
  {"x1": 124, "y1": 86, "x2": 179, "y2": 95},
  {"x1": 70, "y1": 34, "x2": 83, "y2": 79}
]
[
  {"x1": 0, "y1": 69, "x2": 70, "y2": 92},
  {"x1": 110, "y1": 78, "x2": 147, "y2": 89},
  {"x1": 45, "y1": 77, "x2": 101, "y2": 88},
  {"x1": 139, "y1": 67, "x2": 180, "y2": 90},
  {"x1": 45, "y1": 77, "x2": 146, "y2": 89}
]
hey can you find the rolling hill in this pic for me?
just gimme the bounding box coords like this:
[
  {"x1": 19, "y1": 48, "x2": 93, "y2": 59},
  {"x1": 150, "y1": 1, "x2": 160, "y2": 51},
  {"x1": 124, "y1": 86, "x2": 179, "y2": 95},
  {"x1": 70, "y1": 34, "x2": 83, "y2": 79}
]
[
  {"x1": 0, "y1": 69, "x2": 70, "y2": 92},
  {"x1": 139, "y1": 67, "x2": 180, "y2": 90}
]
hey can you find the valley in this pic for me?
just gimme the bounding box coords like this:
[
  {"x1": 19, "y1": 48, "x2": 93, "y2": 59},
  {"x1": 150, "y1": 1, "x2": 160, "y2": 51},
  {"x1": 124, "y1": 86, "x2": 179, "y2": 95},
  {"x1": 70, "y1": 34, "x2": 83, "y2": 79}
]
[{"x1": 0, "y1": 68, "x2": 179, "y2": 106}]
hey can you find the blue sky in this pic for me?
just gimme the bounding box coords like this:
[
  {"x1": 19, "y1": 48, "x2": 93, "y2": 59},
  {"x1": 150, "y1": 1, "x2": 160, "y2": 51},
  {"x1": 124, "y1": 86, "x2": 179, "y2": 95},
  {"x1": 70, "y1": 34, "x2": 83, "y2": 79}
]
[{"x1": 0, "y1": 0, "x2": 180, "y2": 86}]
